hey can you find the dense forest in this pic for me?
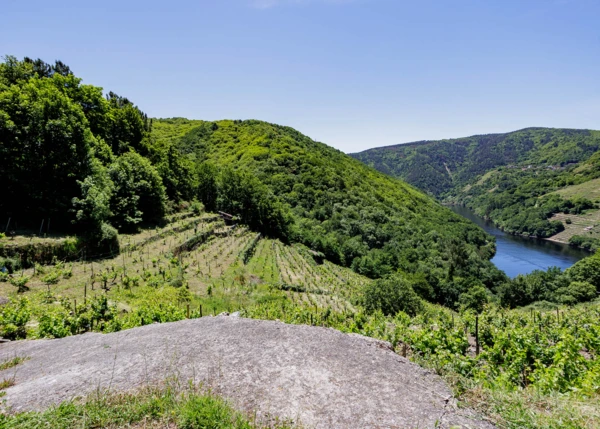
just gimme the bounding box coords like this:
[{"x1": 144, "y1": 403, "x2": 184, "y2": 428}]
[
  {"x1": 0, "y1": 56, "x2": 508, "y2": 309},
  {"x1": 352, "y1": 128, "x2": 600, "y2": 239}
]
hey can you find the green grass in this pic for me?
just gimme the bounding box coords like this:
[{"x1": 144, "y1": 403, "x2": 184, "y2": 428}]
[
  {"x1": 551, "y1": 177, "x2": 600, "y2": 202},
  {"x1": 0, "y1": 357, "x2": 28, "y2": 372},
  {"x1": 0, "y1": 386, "x2": 296, "y2": 429},
  {"x1": 0, "y1": 377, "x2": 15, "y2": 390}
]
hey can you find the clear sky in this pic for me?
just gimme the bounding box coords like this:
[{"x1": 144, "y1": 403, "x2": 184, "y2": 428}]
[{"x1": 2, "y1": 0, "x2": 599, "y2": 152}]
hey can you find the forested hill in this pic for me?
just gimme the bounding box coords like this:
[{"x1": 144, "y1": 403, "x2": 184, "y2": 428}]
[
  {"x1": 153, "y1": 118, "x2": 505, "y2": 294},
  {"x1": 0, "y1": 56, "x2": 505, "y2": 309},
  {"x1": 352, "y1": 128, "x2": 600, "y2": 240},
  {"x1": 351, "y1": 128, "x2": 600, "y2": 198}
]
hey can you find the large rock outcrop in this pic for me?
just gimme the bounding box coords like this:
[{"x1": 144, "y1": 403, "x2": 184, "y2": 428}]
[{"x1": 0, "y1": 316, "x2": 493, "y2": 428}]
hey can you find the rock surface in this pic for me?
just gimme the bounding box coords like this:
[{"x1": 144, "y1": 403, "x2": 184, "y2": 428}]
[{"x1": 0, "y1": 316, "x2": 494, "y2": 428}]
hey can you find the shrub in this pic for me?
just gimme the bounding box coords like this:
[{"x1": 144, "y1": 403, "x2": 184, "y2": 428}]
[
  {"x1": 42, "y1": 271, "x2": 61, "y2": 285},
  {"x1": 458, "y1": 284, "x2": 489, "y2": 314},
  {"x1": 0, "y1": 298, "x2": 30, "y2": 340},
  {"x1": 9, "y1": 275, "x2": 30, "y2": 293},
  {"x1": 362, "y1": 274, "x2": 423, "y2": 316},
  {"x1": 0, "y1": 257, "x2": 20, "y2": 274},
  {"x1": 190, "y1": 200, "x2": 204, "y2": 215}
]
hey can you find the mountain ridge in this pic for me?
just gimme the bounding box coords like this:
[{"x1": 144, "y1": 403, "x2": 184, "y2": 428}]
[{"x1": 351, "y1": 126, "x2": 600, "y2": 240}]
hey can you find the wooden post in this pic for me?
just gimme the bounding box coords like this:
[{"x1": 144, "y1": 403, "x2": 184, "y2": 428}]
[
  {"x1": 84, "y1": 283, "x2": 87, "y2": 305},
  {"x1": 402, "y1": 342, "x2": 407, "y2": 358},
  {"x1": 187, "y1": 304, "x2": 190, "y2": 319},
  {"x1": 199, "y1": 305, "x2": 203, "y2": 318},
  {"x1": 39, "y1": 219, "x2": 45, "y2": 236},
  {"x1": 73, "y1": 299, "x2": 77, "y2": 316},
  {"x1": 475, "y1": 315, "x2": 480, "y2": 356},
  {"x1": 4, "y1": 217, "x2": 10, "y2": 233}
]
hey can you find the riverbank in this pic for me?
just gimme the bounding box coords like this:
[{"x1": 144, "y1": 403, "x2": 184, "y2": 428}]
[
  {"x1": 447, "y1": 203, "x2": 597, "y2": 252},
  {"x1": 448, "y1": 205, "x2": 588, "y2": 277}
]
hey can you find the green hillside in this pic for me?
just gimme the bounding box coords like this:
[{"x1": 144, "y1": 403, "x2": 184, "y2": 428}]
[
  {"x1": 0, "y1": 56, "x2": 504, "y2": 310},
  {"x1": 5, "y1": 55, "x2": 600, "y2": 428},
  {"x1": 352, "y1": 128, "x2": 600, "y2": 239},
  {"x1": 151, "y1": 118, "x2": 505, "y2": 304}
]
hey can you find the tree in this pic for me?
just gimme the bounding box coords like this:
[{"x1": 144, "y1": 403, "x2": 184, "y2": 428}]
[
  {"x1": 459, "y1": 284, "x2": 489, "y2": 313},
  {"x1": 109, "y1": 152, "x2": 166, "y2": 231},
  {"x1": 566, "y1": 253, "x2": 600, "y2": 290},
  {"x1": 196, "y1": 162, "x2": 219, "y2": 212},
  {"x1": 154, "y1": 144, "x2": 195, "y2": 201},
  {"x1": 0, "y1": 71, "x2": 95, "y2": 228},
  {"x1": 362, "y1": 274, "x2": 423, "y2": 316},
  {"x1": 105, "y1": 92, "x2": 149, "y2": 156}
]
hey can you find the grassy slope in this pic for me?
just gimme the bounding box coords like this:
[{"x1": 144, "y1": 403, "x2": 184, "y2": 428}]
[
  {"x1": 544, "y1": 179, "x2": 600, "y2": 243},
  {"x1": 551, "y1": 177, "x2": 600, "y2": 201}
]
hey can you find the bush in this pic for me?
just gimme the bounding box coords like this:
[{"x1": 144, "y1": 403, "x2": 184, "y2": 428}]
[
  {"x1": 9, "y1": 275, "x2": 30, "y2": 293},
  {"x1": 458, "y1": 284, "x2": 489, "y2": 314},
  {"x1": 0, "y1": 298, "x2": 30, "y2": 340},
  {"x1": 558, "y1": 281, "x2": 597, "y2": 304},
  {"x1": 190, "y1": 200, "x2": 204, "y2": 215},
  {"x1": 362, "y1": 274, "x2": 423, "y2": 316},
  {"x1": 0, "y1": 257, "x2": 20, "y2": 274}
]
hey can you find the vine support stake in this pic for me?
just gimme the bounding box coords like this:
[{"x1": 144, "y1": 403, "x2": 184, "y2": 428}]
[
  {"x1": 4, "y1": 217, "x2": 10, "y2": 233},
  {"x1": 187, "y1": 304, "x2": 190, "y2": 319},
  {"x1": 475, "y1": 315, "x2": 480, "y2": 356},
  {"x1": 84, "y1": 282, "x2": 87, "y2": 305},
  {"x1": 199, "y1": 305, "x2": 203, "y2": 318},
  {"x1": 39, "y1": 219, "x2": 44, "y2": 236}
]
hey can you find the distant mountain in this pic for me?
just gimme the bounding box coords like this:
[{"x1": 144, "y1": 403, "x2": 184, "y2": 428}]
[
  {"x1": 351, "y1": 128, "x2": 600, "y2": 239},
  {"x1": 351, "y1": 128, "x2": 600, "y2": 197}
]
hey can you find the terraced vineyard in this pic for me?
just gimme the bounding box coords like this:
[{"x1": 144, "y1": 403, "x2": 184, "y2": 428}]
[
  {"x1": 0, "y1": 210, "x2": 371, "y2": 337},
  {"x1": 547, "y1": 211, "x2": 600, "y2": 244}
]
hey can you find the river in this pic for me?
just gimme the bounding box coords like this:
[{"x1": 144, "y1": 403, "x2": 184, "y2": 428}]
[{"x1": 449, "y1": 205, "x2": 588, "y2": 278}]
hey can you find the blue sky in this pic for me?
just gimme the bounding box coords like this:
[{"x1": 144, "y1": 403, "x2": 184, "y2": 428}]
[{"x1": 2, "y1": 0, "x2": 599, "y2": 152}]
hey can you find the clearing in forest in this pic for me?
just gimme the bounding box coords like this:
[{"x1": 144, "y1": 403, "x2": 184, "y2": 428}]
[{"x1": 547, "y1": 210, "x2": 600, "y2": 244}]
